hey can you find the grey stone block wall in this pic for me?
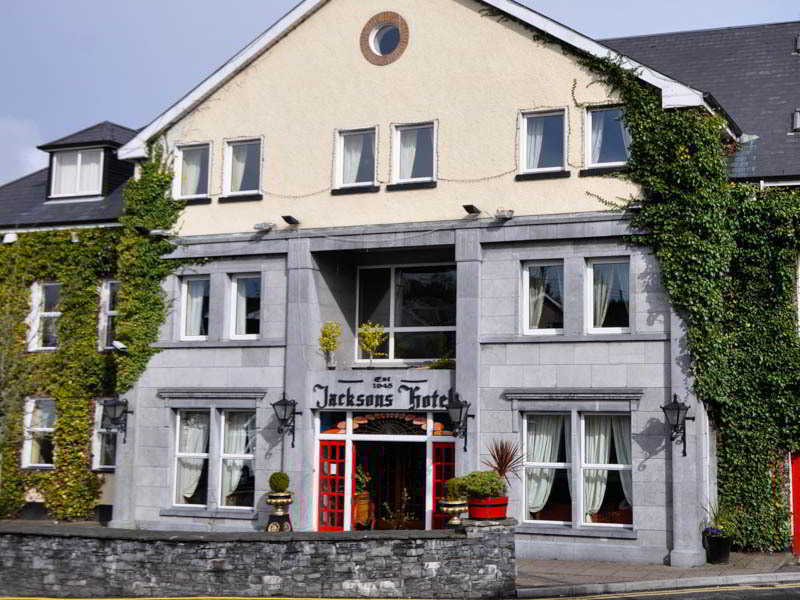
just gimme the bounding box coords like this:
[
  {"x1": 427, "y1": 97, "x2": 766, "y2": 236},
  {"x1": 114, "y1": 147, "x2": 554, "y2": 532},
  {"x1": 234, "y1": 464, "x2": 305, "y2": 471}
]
[{"x1": 0, "y1": 521, "x2": 516, "y2": 599}]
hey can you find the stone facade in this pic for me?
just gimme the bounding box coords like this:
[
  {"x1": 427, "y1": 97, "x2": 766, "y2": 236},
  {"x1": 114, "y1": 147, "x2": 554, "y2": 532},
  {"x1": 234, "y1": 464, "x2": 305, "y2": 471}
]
[{"x1": 0, "y1": 520, "x2": 516, "y2": 599}]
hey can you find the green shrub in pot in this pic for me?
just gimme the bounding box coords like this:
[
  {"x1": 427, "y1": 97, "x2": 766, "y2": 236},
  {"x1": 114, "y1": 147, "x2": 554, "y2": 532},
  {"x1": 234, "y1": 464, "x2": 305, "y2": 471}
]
[{"x1": 460, "y1": 471, "x2": 506, "y2": 499}]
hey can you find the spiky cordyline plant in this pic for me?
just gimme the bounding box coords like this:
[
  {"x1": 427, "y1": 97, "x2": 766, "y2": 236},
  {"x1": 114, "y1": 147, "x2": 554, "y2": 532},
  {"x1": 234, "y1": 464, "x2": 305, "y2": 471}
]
[{"x1": 482, "y1": 439, "x2": 524, "y2": 485}]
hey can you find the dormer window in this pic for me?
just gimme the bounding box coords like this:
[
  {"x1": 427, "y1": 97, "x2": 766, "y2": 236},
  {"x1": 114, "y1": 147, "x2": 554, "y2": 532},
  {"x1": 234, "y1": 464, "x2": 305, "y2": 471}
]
[{"x1": 51, "y1": 148, "x2": 104, "y2": 198}]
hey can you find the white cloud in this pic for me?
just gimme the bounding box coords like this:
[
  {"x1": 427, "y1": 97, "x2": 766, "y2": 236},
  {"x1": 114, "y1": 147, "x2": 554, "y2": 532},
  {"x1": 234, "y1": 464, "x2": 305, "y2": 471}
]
[{"x1": 0, "y1": 117, "x2": 49, "y2": 186}]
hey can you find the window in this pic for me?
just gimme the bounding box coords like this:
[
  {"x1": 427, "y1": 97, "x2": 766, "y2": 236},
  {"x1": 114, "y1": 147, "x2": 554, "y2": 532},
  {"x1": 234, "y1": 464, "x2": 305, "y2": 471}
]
[
  {"x1": 175, "y1": 144, "x2": 210, "y2": 199},
  {"x1": 588, "y1": 108, "x2": 631, "y2": 167},
  {"x1": 357, "y1": 264, "x2": 456, "y2": 361},
  {"x1": 524, "y1": 413, "x2": 632, "y2": 527},
  {"x1": 51, "y1": 149, "x2": 103, "y2": 197},
  {"x1": 522, "y1": 111, "x2": 565, "y2": 172},
  {"x1": 99, "y1": 280, "x2": 120, "y2": 350},
  {"x1": 29, "y1": 282, "x2": 62, "y2": 351},
  {"x1": 181, "y1": 276, "x2": 210, "y2": 340},
  {"x1": 393, "y1": 123, "x2": 436, "y2": 183},
  {"x1": 22, "y1": 398, "x2": 56, "y2": 468},
  {"x1": 337, "y1": 129, "x2": 376, "y2": 188},
  {"x1": 224, "y1": 139, "x2": 261, "y2": 195},
  {"x1": 220, "y1": 411, "x2": 256, "y2": 508},
  {"x1": 230, "y1": 274, "x2": 261, "y2": 339},
  {"x1": 588, "y1": 258, "x2": 630, "y2": 333},
  {"x1": 92, "y1": 401, "x2": 119, "y2": 470},
  {"x1": 523, "y1": 262, "x2": 564, "y2": 334},
  {"x1": 173, "y1": 409, "x2": 256, "y2": 508}
]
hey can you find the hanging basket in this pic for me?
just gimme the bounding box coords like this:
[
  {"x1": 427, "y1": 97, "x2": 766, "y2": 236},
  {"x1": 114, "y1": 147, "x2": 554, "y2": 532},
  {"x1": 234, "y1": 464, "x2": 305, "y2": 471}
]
[{"x1": 467, "y1": 497, "x2": 508, "y2": 520}]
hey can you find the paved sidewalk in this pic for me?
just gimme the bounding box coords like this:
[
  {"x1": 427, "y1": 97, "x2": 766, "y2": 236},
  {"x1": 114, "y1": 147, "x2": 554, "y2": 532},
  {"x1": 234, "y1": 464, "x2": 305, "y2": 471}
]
[{"x1": 517, "y1": 552, "x2": 800, "y2": 598}]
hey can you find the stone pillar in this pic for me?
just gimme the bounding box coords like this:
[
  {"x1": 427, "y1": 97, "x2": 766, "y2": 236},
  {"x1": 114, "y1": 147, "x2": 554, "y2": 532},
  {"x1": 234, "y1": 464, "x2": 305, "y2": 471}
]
[
  {"x1": 455, "y1": 229, "x2": 481, "y2": 474},
  {"x1": 668, "y1": 308, "x2": 706, "y2": 566}
]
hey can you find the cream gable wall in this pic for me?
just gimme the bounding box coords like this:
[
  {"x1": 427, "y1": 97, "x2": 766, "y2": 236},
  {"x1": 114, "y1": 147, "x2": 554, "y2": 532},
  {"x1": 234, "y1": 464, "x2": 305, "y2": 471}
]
[{"x1": 163, "y1": 0, "x2": 640, "y2": 236}]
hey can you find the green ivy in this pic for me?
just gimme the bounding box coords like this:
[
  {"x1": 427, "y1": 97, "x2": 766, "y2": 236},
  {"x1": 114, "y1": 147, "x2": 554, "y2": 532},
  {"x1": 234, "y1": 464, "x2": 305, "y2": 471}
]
[{"x1": 0, "y1": 146, "x2": 185, "y2": 520}]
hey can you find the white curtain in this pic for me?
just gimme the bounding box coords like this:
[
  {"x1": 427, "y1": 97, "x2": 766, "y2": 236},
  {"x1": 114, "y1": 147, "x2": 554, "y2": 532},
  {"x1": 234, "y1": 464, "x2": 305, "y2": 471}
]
[
  {"x1": 231, "y1": 144, "x2": 249, "y2": 192},
  {"x1": 584, "y1": 416, "x2": 612, "y2": 521},
  {"x1": 79, "y1": 150, "x2": 102, "y2": 193},
  {"x1": 178, "y1": 412, "x2": 209, "y2": 500},
  {"x1": 612, "y1": 416, "x2": 633, "y2": 505},
  {"x1": 235, "y1": 279, "x2": 248, "y2": 335},
  {"x1": 343, "y1": 134, "x2": 365, "y2": 185},
  {"x1": 526, "y1": 117, "x2": 545, "y2": 170},
  {"x1": 400, "y1": 129, "x2": 418, "y2": 180},
  {"x1": 593, "y1": 265, "x2": 613, "y2": 328},
  {"x1": 620, "y1": 121, "x2": 633, "y2": 159},
  {"x1": 591, "y1": 111, "x2": 606, "y2": 164},
  {"x1": 186, "y1": 280, "x2": 207, "y2": 336},
  {"x1": 221, "y1": 412, "x2": 253, "y2": 503},
  {"x1": 181, "y1": 149, "x2": 202, "y2": 196},
  {"x1": 54, "y1": 151, "x2": 78, "y2": 195},
  {"x1": 528, "y1": 268, "x2": 545, "y2": 329},
  {"x1": 526, "y1": 415, "x2": 564, "y2": 514}
]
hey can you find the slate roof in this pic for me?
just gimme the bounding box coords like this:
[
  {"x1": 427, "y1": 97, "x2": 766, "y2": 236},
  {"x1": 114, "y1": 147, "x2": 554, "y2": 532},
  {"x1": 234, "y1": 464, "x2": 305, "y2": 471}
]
[
  {"x1": 604, "y1": 21, "x2": 800, "y2": 180},
  {"x1": 38, "y1": 121, "x2": 138, "y2": 151}
]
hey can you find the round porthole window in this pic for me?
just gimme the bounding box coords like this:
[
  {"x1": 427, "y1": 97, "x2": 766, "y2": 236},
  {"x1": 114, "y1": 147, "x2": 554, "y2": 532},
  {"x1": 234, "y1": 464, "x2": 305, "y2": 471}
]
[{"x1": 361, "y1": 12, "x2": 409, "y2": 66}]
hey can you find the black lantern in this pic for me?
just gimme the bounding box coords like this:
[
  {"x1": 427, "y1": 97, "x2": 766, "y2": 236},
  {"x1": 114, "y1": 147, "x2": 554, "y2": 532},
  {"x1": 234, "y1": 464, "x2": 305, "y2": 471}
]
[
  {"x1": 661, "y1": 394, "x2": 695, "y2": 457},
  {"x1": 98, "y1": 397, "x2": 133, "y2": 443},
  {"x1": 447, "y1": 395, "x2": 473, "y2": 452},
  {"x1": 272, "y1": 395, "x2": 301, "y2": 448}
]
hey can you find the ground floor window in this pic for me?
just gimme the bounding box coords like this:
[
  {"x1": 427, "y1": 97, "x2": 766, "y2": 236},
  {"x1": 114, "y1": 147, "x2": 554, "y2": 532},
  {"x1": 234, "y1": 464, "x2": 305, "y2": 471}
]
[
  {"x1": 22, "y1": 397, "x2": 56, "y2": 468},
  {"x1": 316, "y1": 411, "x2": 456, "y2": 531},
  {"x1": 524, "y1": 412, "x2": 632, "y2": 527}
]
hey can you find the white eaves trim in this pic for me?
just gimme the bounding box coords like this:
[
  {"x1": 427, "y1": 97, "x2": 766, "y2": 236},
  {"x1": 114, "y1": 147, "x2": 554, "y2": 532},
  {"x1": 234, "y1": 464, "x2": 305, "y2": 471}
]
[{"x1": 118, "y1": 0, "x2": 708, "y2": 161}]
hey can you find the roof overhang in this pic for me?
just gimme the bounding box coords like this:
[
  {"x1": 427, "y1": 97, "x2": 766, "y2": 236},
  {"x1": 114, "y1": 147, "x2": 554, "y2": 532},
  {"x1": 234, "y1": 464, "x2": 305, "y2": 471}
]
[{"x1": 118, "y1": 0, "x2": 720, "y2": 161}]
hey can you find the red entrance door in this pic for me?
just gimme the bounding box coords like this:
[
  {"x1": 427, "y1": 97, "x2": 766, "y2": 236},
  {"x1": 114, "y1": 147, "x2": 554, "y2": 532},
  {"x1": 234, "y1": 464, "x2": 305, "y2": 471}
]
[
  {"x1": 318, "y1": 440, "x2": 345, "y2": 531},
  {"x1": 793, "y1": 454, "x2": 800, "y2": 554},
  {"x1": 432, "y1": 442, "x2": 456, "y2": 529}
]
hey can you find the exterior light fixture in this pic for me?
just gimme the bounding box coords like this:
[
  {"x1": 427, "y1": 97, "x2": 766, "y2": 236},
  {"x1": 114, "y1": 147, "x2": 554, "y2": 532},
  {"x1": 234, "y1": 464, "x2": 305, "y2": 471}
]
[
  {"x1": 495, "y1": 208, "x2": 514, "y2": 221},
  {"x1": 254, "y1": 222, "x2": 275, "y2": 232},
  {"x1": 2, "y1": 233, "x2": 18, "y2": 244},
  {"x1": 463, "y1": 204, "x2": 481, "y2": 216},
  {"x1": 447, "y1": 395, "x2": 474, "y2": 451},
  {"x1": 98, "y1": 397, "x2": 133, "y2": 443},
  {"x1": 793, "y1": 109, "x2": 800, "y2": 132},
  {"x1": 661, "y1": 394, "x2": 695, "y2": 457},
  {"x1": 272, "y1": 394, "x2": 302, "y2": 448},
  {"x1": 282, "y1": 215, "x2": 300, "y2": 226}
]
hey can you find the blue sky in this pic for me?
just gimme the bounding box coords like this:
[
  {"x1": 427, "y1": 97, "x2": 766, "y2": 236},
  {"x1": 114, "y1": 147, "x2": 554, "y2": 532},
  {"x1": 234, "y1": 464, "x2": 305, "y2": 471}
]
[{"x1": 1, "y1": 0, "x2": 798, "y2": 185}]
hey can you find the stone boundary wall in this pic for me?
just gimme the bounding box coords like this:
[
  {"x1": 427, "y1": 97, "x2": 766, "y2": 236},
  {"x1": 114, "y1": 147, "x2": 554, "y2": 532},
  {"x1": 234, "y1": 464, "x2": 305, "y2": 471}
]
[{"x1": 0, "y1": 520, "x2": 516, "y2": 598}]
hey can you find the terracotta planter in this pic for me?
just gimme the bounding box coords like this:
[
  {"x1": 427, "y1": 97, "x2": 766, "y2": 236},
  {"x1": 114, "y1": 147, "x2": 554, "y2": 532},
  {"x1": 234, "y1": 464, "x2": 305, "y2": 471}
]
[
  {"x1": 467, "y1": 496, "x2": 508, "y2": 520},
  {"x1": 352, "y1": 491, "x2": 371, "y2": 526}
]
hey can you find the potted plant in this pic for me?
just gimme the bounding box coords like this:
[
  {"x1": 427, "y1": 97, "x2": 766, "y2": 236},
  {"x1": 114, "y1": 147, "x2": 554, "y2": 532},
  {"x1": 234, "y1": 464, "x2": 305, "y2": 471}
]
[
  {"x1": 483, "y1": 438, "x2": 524, "y2": 484},
  {"x1": 702, "y1": 503, "x2": 737, "y2": 564},
  {"x1": 319, "y1": 321, "x2": 342, "y2": 370},
  {"x1": 461, "y1": 470, "x2": 508, "y2": 519},
  {"x1": 438, "y1": 476, "x2": 468, "y2": 526},
  {"x1": 352, "y1": 465, "x2": 372, "y2": 527},
  {"x1": 265, "y1": 471, "x2": 293, "y2": 532},
  {"x1": 358, "y1": 321, "x2": 387, "y2": 367}
]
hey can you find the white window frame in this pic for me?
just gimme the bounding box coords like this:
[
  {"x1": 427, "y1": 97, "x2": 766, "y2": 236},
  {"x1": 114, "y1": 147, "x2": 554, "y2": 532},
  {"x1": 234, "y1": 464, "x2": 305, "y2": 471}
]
[
  {"x1": 22, "y1": 397, "x2": 56, "y2": 469},
  {"x1": 50, "y1": 148, "x2": 105, "y2": 198},
  {"x1": 28, "y1": 282, "x2": 62, "y2": 351},
  {"x1": 218, "y1": 410, "x2": 256, "y2": 509},
  {"x1": 522, "y1": 261, "x2": 565, "y2": 336},
  {"x1": 173, "y1": 409, "x2": 211, "y2": 508},
  {"x1": 522, "y1": 411, "x2": 633, "y2": 529},
  {"x1": 519, "y1": 110, "x2": 567, "y2": 174},
  {"x1": 391, "y1": 122, "x2": 437, "y2": 184},
  {"x1": 222, "y1": 138, "x2": 262, "y2": 196},
  {"x1": 586, "y1": 107, "x2": 629, "y2": 169},
  {"x1": 335, "y1": 128, "x2": 377, "y2": 189},
  {"x1": 92, "y1": 401, "x2": 117, "y2": 471},
  {"x1": 98, "y1": 280, "x2": 120, "y2": 351},
  {"x1": 173, "y1": 143, "x2": 212, "y2": 200},
  {"x1": 180, "y1": 275, "x2": 211, "y2": 341},
  {"x1": 586, "y1": 257, "x2": 631, "y2": 335},
  {"x1": 355, "y1": 263, "x2": 456, "y2": 363},
  {"x1": 229, "y1": 273, "x2": 261, "y2": 341}
]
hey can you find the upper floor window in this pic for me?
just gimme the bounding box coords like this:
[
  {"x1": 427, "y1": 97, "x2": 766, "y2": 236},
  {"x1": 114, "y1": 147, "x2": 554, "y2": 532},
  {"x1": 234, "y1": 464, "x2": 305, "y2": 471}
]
[
  {"x1": 181, "y1": 276, "x2": 210, "y2": 340},
  {"x1": 588, "y1": 108, "x2": 631, "y2": 167},
  {"x1": 230, "y1": 274, "x2": 261, "y2": 339},
  {"x1": 22, "y1": 397, "x2": 56, "y2": 468},
  {"x1": 175, "y1": 144, "x2": 210, "y2": 199},
  {"x1": 393, "y1": 123, "x2": 436, "y2": 183},
  {"x1": 93, "y1": 401, "x2": 119, "y2": 470},
  {"x1": 357, "y1": 264, "x2": 456, "y2": 361},
  {"x1": 522, "y1": 111, "x2": 566, "y2": 172},
  {"x1": 588, "y1": 258, "x2": 630, "y2": 333},
  {"x1": 99, "y1": 280, "x2": 120, "y2": 350},
  {"x1": 29, "y1": 282, "x2": 62, "y2": 351},
  {"x1": 523, "y1": 262, "x2": 564, "y2": 335},
  {"x1": 337, "y1": 128, "x2": 376, "y2": 188},
  {"x1": 51, "y1": 148, "x2": 103, "y2": 197},
  {"x1": 224, "y1": 139, "x2": 261, "y2": 196}
]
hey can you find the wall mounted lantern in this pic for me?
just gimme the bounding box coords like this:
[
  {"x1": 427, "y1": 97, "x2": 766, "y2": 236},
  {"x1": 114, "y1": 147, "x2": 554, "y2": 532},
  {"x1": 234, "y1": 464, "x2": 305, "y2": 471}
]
[
  {"x1": 99, "y1": 397, "x2": 133, "y2": 443},
  {"x1": 661, "y1": 394, "x2": 695, "y2": 457},
  {"x1": 447, "y1": 396, "x2": 474, "y2": 451},
  {"x1": 272, "y1": 394, "x2": 302, "y2": 448}
]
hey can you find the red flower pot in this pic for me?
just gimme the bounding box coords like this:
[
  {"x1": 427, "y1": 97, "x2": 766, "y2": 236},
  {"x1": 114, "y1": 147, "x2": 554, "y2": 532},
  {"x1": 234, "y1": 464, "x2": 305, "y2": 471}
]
[{"x1": 467, "y1": 496, "x2": 508, "y2": 520}]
